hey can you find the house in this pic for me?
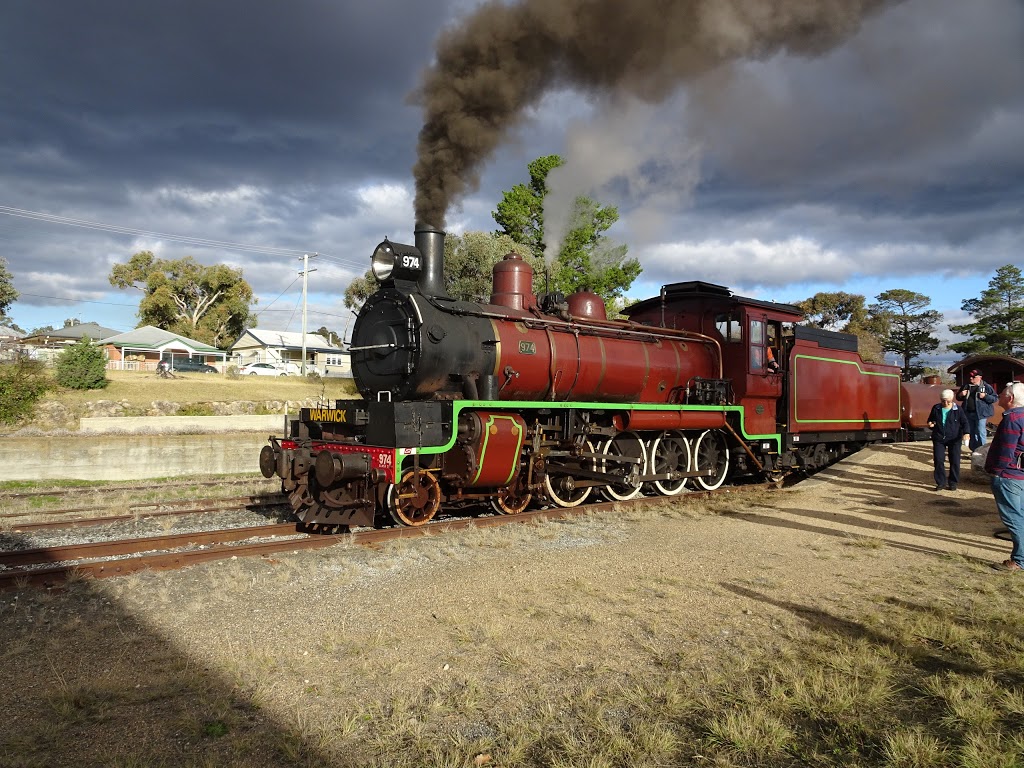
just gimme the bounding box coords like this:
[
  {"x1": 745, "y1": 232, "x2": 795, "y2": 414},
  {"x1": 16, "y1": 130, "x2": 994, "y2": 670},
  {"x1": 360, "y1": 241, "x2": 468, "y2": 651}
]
[
  {"x1": 0, "y1": 324, "x2": 25, "y2": 361},
  {"x1": 100, "y1": 326, "x2": 227, "y2": 372},
  {"x1": 20, "y1": 322, "x2": 121, "y2": 364},
  {"x1": 0, "y1": 325, "x2": 23, "y2": 342},
  {"x1": 228, "y1": 329, "x2": 350, "y2": 376}
]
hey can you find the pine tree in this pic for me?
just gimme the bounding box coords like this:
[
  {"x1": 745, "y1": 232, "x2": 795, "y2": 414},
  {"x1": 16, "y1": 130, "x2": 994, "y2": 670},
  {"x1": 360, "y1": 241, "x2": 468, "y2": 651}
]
[
  {"x1": 949, "y1": 265, "x2": 1024, "y2": 356},
  {"x1": 869, "y1": 289, "x2": 941, "y2": 380}
]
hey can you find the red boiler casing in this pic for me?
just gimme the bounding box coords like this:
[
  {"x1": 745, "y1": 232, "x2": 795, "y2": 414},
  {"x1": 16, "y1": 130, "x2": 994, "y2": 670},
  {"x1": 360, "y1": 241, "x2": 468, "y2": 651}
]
[{"x1": 487, "y1": 315, "x2": 717, "y2": 403}]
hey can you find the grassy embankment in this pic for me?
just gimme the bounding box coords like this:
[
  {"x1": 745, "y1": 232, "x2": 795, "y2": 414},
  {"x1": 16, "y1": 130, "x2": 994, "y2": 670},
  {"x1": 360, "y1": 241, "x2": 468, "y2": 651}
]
[{"x1": 46, "y1": 369, "x2": 361, "y2": 410}]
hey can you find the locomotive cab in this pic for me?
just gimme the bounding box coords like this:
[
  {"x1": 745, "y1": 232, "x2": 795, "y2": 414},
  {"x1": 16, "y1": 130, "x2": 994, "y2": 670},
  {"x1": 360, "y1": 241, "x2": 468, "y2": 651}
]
[{"x1": 624, "y1": 282, "x2": 802, "y2": 436}]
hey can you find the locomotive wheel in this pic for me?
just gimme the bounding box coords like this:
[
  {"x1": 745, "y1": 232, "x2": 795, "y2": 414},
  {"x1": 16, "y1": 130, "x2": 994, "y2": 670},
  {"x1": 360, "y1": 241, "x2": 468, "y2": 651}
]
[
  {"x1": 811, "y1": 443, "x2": 829, "y2": 469},
  {"x1": 288, "y1": 475, "x2": 330, "y2": 525},
  {"x1": 543, "y1": 440, "x2": 596, "y2": 508},
  {"x1": 386, "y1": 470, "x2": 441, "y2": 527},
  {"x1": 490, "y1": 470, "x2": 532, "y2": 515},
  {"x1": 649, "y1": 430, "x2": 691, "y2": 496},
  {"x1": 601, "y1": 431, "x2": 647, "y2": 501},
  {"x1": 693, "y1": 429, "x2": 730, "y2": 491}
]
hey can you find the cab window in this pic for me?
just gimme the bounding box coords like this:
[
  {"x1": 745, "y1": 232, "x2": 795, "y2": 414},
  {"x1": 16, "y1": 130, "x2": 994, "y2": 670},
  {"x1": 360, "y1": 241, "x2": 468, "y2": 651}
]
[
  {"x1": 715, "y1": 312, "x2": 742, "y2": 343},
  {"x1": 749, "y1": 318, "x2": 765, "y2": 369}
]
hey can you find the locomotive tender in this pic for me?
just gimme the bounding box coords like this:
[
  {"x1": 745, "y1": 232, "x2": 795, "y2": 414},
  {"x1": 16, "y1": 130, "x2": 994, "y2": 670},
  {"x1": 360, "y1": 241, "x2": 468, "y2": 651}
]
[{"x1": 260, "y1": 226, "x2": 937, "y2": 530}]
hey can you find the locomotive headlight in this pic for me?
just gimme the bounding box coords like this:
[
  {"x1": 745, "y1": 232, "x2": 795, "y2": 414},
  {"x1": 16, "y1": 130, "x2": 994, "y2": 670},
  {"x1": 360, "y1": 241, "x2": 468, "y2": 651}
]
[
  {"x1": 371, "y1": 238, "x2": 423, "y2": 283},
  {"x1": 371, "y1": 242, "x2": 396, "y2": 281}
]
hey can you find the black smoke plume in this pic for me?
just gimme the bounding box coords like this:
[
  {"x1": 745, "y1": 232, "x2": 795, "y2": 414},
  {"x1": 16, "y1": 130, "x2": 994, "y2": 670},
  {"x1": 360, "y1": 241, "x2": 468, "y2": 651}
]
[{"x1": 412, "y1": 0, "x2": 898, "y2": 228}]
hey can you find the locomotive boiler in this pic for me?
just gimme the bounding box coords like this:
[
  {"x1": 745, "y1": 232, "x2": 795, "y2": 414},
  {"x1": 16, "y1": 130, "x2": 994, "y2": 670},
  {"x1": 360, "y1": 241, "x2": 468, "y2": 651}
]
[{"x1": 260, "y1": 226, "x2": 925, "y2": 531}]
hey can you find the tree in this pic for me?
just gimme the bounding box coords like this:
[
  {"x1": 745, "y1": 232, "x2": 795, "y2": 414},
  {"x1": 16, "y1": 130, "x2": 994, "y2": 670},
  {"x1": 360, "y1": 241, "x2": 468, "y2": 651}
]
[
  {"x1": 343, "y1": 271, "x2": 375, "y2": 313},
  {"x1": 949, "y1": 265, "x2": 1024, "y2": 357},
  {"x1": 492, "y1": 155, "x2": 641, "y2": 304},
  {"x1": 54, "y1": 337, "x2": 108, "y2": 390},
  {"x1": 869, "y1": 289, "x2": 940, "y2": 380},
  {"x1": 443, "y1": 231, "x2": 530, "y2": 302},
  {"x1": 0, "y1": 257, "x2": 19, "y2": 325},
  {"x1": 795, "y1": 292, "x2": 868, "y2": 330},
  {"x1": 315, "y1": 326, "x2": 344, "y2": 347},
  {"x1": 794, "y1": 291, "x2": 887, "y2": 363},
  {"x1": 109, "y1": 252, "x2": 256, "y2": 348},
  {"x1": 343, "y1": 231, "x2": 530, "y2": 311}
]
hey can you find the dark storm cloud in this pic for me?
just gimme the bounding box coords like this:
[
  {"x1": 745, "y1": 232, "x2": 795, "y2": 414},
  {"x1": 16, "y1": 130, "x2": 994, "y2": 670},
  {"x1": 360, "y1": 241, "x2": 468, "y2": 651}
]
[
  {"x1": 1, "y1": 0, "x2": 452, "y2": 188},
  {"x1": 0, "y1": 0, "x2": 460, "y2": 329},
  {"x1": 1, "y1": 0, "x2": 1021, "y2": 335}
]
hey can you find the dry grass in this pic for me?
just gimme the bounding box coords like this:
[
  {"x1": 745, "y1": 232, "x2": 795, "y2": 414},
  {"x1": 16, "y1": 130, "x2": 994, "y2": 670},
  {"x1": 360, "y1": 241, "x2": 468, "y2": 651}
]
[
  {"x1": 6, "y1": 565, "x2": 1024, "y2": 768},
  {"x1": 46, "y1": 369, "x2": 359, "y2": 409},
  {"x1": 5, "y1": 525, "x2": 1024, "y2": 767},
  {"x1": 4, "y1": 446, "x2": 1024, "y2": 766}
]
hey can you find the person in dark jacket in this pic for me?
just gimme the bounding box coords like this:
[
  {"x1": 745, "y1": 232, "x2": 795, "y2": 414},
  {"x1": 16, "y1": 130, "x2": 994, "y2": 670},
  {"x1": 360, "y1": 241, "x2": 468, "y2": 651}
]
[
  {"x1": 927, "y1": 388, "x2": 970, "y2": 491},
  {"x1": 984, "y1": 382, "x2": 1024, "y2": 571},
  {"x1": 956, "y1": 369, "x2": 997, "y2": 450}
]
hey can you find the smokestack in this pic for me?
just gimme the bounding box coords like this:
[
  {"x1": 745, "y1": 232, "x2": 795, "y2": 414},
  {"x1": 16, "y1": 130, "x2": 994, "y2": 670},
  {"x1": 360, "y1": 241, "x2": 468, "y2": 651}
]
[
  {"x1": 412, "y1": 0, "x2": 897, "y2": 228},
  {"x1": 414, "y1": 225, "x2": 446, "y2": 298}
]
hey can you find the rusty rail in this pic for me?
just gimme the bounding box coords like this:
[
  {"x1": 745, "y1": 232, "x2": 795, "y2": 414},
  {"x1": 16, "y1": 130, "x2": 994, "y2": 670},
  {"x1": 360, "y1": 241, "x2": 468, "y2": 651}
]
[{"x1": 0, "y1": 483, "x2": 774, "y2": 591}]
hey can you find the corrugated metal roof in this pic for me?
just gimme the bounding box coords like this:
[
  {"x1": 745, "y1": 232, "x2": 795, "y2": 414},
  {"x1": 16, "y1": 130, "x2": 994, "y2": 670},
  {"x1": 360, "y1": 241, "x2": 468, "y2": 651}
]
[
  {"x1": 99, "y1": 325, "x2": 221, "y2": 351},
  {"x1": 230, "y1": 329, "x2": 342, "y2": 352}
]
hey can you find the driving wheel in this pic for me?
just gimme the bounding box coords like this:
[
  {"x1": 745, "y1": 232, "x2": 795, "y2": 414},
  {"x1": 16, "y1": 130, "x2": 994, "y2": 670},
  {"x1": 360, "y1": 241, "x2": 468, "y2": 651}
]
[
  {"x1": 601, "y1": 431, "x2": 647, "y2": 501},
  {"x1": 543, "y1": 439, "x2": 597, "y2": 508},
  {"x1": 649, "y1": 430, "x2": 691, "y2": 496},
  {"x1": 693, "y1": 429, "x2": 730, "y2": 491}
]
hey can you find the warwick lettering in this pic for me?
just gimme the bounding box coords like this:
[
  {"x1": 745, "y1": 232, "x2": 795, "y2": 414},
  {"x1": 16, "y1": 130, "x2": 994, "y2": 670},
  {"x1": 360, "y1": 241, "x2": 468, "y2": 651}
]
[{"x1": 309, "y1": 408, "x2": 348, "y2": 423}]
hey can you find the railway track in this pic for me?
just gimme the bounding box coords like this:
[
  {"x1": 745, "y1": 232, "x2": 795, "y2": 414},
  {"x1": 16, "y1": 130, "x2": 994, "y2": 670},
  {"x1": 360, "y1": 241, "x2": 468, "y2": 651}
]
[
  {"x1": 0, "y1": 484, "x2": 772, "y2": 591},
  {"x1": 0, "y1": 476, "x2": 278, "y2": 501},
  {"x1": 1, "y1": 494, "x2": 289, "y2": 532}
]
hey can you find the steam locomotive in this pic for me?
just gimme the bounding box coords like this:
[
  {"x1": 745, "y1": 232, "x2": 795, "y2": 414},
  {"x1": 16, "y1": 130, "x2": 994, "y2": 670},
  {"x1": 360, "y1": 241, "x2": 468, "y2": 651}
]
[{"x1": 259, "y1": 226, "x2": 939, "y2": 530}]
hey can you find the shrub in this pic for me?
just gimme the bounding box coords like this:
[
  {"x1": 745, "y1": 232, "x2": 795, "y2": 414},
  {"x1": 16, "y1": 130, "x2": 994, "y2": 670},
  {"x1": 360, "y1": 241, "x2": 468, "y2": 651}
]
[
  {"x1": 0, "y1": 358, "x2": 51, "y2": 424},
  {"x1": 54, "y1": 337, "x2": 109, "y2": 390},
  {"x1": 225, "y1": 364, "x2": 241, "y2": 380},
  {"x1": 177, "y1": 403, "x2": 215, "y2": 416}
]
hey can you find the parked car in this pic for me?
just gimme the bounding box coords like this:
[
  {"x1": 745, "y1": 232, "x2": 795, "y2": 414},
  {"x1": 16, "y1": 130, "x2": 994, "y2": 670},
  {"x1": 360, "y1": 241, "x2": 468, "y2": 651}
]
[
  {"x1": 168, "y1": 358, "x2": 219, "y2": 374},
  {"x1": 238, "y1": 362, "x2": 293, "y2": 377}
]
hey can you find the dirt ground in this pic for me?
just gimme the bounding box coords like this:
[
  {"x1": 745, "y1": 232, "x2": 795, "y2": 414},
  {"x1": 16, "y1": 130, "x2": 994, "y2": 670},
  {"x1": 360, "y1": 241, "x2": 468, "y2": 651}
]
[{"x1": 0, "y1": 442, "x2": 1016, "y2": 766}]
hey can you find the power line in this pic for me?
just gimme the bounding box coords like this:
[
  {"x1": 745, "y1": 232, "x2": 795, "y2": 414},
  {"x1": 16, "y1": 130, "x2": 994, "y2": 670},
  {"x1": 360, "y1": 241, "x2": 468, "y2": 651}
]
[
  {"x1": 0, "y1": 204, "x2": 368, "y2": 270},
  {"x1": 18, "y1": 292, "x2": 139, "y2": 307},
  {"x1": 0, "y1": 205, "x2": 307, "y2": 256},
  {"x1": 19, "y1": 290, "x2": 353, "y2": 323}
]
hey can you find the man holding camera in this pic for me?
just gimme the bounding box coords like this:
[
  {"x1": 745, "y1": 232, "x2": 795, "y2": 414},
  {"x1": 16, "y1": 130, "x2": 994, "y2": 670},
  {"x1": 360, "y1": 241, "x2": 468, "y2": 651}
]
[{"x1": 956, "y1": 369, "x2": 997, "y2": 451}]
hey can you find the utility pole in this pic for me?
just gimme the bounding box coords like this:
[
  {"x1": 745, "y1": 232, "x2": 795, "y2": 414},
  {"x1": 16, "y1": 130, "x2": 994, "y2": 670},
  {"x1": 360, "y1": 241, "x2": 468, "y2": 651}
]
[{"x1": 299, "y1": 253, "x2": 317, "y2": 376}]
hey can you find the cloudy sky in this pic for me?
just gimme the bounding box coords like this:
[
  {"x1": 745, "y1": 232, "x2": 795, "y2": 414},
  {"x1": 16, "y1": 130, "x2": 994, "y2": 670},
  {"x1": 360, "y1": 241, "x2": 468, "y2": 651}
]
[{"x1": 1, "y1": 0, "x2": 1021, "y2": 356}]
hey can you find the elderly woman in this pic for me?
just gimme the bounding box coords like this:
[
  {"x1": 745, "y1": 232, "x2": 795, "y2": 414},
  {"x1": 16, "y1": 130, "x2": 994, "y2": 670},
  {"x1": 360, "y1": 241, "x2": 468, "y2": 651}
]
[{"x1": 926, "y1": 388, "x2": 970, "y2": 491}]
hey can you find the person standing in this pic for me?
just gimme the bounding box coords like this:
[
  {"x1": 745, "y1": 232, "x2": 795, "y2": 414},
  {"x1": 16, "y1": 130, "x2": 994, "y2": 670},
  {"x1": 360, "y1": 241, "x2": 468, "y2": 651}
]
[
  {"x1": 984, "y1": 382, "x2": 1024, "y2": 572},
  {"x1": 956, "y1": 369, "x2": 997, "y2": 450},
  {"x1": 927, "y1": 389, "x2": 969, "y2": 491}
]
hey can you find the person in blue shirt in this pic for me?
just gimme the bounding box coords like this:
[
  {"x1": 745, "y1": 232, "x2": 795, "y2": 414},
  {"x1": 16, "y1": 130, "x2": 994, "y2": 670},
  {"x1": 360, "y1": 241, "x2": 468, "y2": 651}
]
[
  {"x1": 984, "y1": 382, "x2": 1024, "y2": 571},
  {"x1": 956, "y1": 369, "x2": 997, "y2": 450},
  {"x1": 926, "y1": 388, "x2": 970, "y2": 491}
]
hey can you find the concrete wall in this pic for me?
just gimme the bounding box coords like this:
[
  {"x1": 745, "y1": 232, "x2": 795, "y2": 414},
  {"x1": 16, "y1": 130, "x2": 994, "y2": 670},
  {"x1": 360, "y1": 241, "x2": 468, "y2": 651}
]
[
  {"x1": 79, "y1": 414, "x2": 288, "y2": 434},
  {"x1": 0, "y1": 432, "x2": 272, "y2": 481}
]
